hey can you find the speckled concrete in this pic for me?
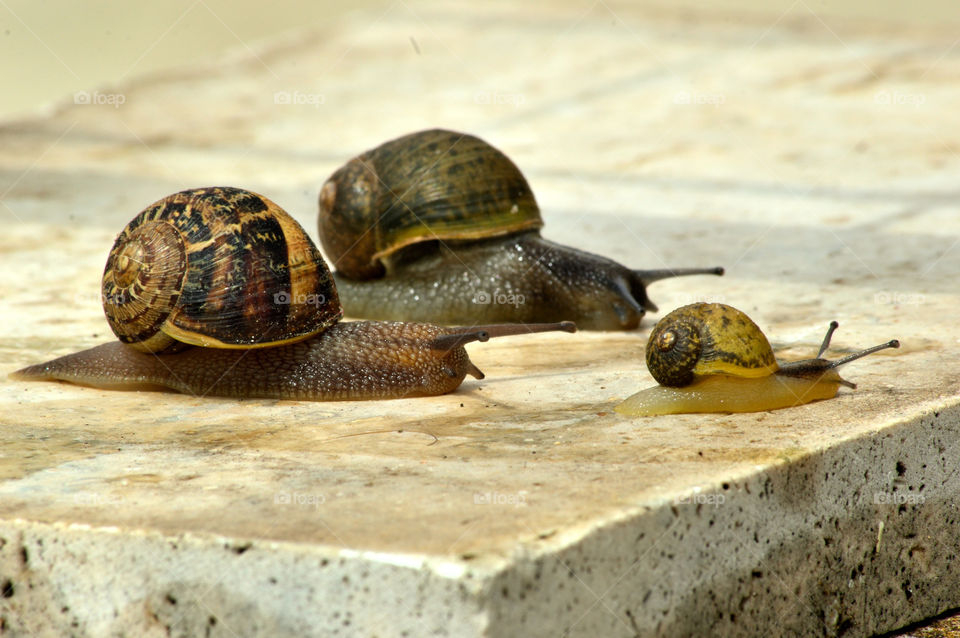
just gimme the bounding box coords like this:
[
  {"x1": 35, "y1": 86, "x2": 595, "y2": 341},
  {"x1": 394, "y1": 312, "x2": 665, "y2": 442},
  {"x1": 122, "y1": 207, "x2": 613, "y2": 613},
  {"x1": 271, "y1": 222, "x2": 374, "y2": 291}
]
[{"x1": 1, "y1": 2, "x2": 959, "y2": 637}]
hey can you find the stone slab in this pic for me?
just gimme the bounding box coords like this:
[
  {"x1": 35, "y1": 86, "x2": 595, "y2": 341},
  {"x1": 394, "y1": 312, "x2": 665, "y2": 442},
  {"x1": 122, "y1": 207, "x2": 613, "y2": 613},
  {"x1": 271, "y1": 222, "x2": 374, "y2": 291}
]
[{"x1": 1, "y1": 2, "x2": 959, "y2": 636}]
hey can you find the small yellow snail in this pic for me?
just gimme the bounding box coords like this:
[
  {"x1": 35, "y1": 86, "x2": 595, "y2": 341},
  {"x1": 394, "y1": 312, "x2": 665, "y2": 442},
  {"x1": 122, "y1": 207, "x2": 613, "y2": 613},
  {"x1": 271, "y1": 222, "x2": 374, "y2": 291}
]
[
  {"x1": 11, "y1": 187, "x2": 575, "y2": 401},
  {"x1": 318, "y1": 128, "x2": 723, "y2": 330},
  {"x1": 615, "y1": 303, "x2": 899, "y2": 416}
]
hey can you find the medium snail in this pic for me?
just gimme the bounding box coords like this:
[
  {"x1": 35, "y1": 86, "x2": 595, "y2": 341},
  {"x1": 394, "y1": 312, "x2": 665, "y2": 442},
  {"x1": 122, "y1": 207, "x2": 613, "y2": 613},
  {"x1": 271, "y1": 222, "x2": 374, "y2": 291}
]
[
  {"x1": 615, "y1": 303, "x2": 899, "y2": 416},
  {"x1": 318, "y1": 128, "x2": 723, "y2": 330},
  {"x1": 11, "y1": 187, "x2": 575, "y2": 401}
]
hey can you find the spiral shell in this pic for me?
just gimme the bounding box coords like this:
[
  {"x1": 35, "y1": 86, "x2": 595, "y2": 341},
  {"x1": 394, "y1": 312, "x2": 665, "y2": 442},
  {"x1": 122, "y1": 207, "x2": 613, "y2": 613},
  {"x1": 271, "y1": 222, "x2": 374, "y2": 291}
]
[
  {"x1": 318, "y1": 128, "x2": 544, "y2": 279},
  {"x1": 645, "y1": 303, "x2": 778, "y2": 387},
  {"x1": 102, "y1": 187, "x2": 340, "y2": 353}
]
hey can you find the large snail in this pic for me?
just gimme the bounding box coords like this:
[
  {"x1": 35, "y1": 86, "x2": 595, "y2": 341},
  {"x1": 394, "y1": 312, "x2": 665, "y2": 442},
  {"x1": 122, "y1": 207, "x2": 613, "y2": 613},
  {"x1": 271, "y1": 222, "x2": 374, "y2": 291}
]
[
  {"x1": 615, "y1": 303, "x2": 899, "y2": 416},
  {"x1": 318, "y1": 128, "x2": 723, "y2": 330},
  {"x1": 11, "y1": 187, "x2": 575, "y2": 401}
]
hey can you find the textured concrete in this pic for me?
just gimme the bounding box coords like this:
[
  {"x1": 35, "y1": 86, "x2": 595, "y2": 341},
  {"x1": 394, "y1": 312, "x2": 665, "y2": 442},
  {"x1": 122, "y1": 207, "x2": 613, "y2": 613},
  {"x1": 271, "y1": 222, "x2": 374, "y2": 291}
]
[{"x1": 2, "y1": 1, "x2": 960, "y2": 636}]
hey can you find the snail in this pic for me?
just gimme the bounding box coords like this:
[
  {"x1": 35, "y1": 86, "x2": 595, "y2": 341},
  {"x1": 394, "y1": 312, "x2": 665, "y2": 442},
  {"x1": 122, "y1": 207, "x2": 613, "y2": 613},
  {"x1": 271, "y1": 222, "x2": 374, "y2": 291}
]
[
  {"x1": 318, "y1": 128, "x2": 723, "y2": 330},
  {"x1": 11, "y1": 187, "x2": 575, "y2": 401},
  {"x1": 615, "y1": 303, "x2": 899, "y2": 416}
]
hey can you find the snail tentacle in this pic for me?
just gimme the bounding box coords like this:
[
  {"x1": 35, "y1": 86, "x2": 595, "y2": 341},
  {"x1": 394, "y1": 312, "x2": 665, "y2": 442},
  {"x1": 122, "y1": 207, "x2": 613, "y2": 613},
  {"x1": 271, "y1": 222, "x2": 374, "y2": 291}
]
[
  {"x1": 825, "y1": 339, "x2": 900, "y2": 368},
  {"x1": 632, "y1": 266, "x2": 725, "y2": 285},
  {"x1": 817, "y1": 321, "x2": 840, "y2": 358}
]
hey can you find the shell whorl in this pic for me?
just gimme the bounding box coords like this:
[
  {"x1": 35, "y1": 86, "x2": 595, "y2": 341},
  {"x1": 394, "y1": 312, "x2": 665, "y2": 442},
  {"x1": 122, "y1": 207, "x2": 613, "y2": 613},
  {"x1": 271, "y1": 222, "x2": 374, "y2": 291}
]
[
  {"x1": 103, "y1": 187, "x2": 341, "y2": 353},
  {"x1": 102, "y1": 219, "x2": 189, "y2": 353},
  {"x1": 318, "y1": 128, "x2": 544, "y2": 279},
  {"x1": 645, "y1": 303, "x2": 778, "y2": 387}
]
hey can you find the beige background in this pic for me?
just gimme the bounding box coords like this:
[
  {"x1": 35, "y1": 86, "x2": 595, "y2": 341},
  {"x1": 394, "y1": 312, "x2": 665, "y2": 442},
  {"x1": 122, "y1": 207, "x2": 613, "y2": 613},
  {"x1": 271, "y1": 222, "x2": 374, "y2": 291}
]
[
  {"x1": 2, "y1": 1, "x2": 960, "y2": 636},
  {"x1": 2, "y1": 0, "x2": 959, "y2": 121}
]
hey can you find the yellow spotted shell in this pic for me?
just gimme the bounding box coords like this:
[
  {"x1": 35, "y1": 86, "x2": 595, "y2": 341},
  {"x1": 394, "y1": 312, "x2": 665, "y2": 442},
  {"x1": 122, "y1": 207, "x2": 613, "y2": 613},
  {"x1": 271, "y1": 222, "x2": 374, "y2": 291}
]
[{"x1": 645, "y1": 303, "x2": 779, "y2": 387}]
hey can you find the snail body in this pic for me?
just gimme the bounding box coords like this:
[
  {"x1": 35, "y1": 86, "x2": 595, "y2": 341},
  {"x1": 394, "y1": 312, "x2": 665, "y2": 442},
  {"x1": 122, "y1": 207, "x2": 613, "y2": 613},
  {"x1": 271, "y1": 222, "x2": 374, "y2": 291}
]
[
  {"x1": 318, "y1": 129, "x2": 723, "y2": 330},
  {"x1": 615, "y1": 303, "x2": 899, "y2": 416},
  {"x1": 12, "y1": 187, "x2": 575, "y2": 401},
  {"x1": 13, "y1": 321, "x2": 537, "y2": 400}
]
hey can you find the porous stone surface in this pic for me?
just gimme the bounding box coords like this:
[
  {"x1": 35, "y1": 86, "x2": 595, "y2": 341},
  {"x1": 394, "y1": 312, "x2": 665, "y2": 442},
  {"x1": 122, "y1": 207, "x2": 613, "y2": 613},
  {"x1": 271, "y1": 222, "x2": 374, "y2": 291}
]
[{"x1": 1, "y1": 1, "x2": 959, "y2": 636}]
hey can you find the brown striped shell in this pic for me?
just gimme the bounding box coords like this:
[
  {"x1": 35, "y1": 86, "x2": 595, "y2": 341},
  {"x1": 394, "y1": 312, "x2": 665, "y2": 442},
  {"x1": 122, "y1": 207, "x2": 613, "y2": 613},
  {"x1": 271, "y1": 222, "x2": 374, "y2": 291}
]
[
  {"x1": 318, "y1": 128, "x2": 544, "y2": 279},
  {"x1": 102, "y1": 187, "x2": 341, "y2": 353},
  {"x1": 645, "y1": 303, "x2": 779, "y2": 387}
]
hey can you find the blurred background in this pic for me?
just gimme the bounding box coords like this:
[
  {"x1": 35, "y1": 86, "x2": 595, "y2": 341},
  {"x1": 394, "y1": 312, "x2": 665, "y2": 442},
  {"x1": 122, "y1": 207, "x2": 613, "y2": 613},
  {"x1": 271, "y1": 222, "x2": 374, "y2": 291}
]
[
  {"x1": 1, "y1": 0, "x2": 957, "y2": 122},
  {"x1": 2, "y1": 3, "x2": 960, "y2": 637}
]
